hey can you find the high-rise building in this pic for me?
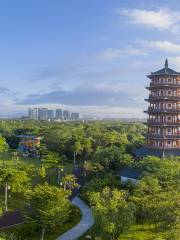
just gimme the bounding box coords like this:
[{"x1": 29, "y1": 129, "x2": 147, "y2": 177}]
[
  {"x1": 28, "y1": 108, "x2": 32, "y2": 119},
  {"x1": 63, "y1": 110, "x2": 70, "y2": 120},
  {"x1": 28, "y1": 107, "x2": 80, "y2": 122},
  {"x1": 143, "y1": 59, "x2": 180, "y2": 157},
  {"x1": 55, "y1": 109, "x2": 62, "y2": 119},
  {"x1": 28, "y1": 108, "x2": 40, "y2": 120},
  {"x1": 71, "y1": 112, "x2": 79, "y2": 121},
  {"x1": 47, "y1": 110, "x2": 54, "y2": 119},
  {"x1": 39, "y1": 108, "x2": 48, "y2": 120},
  {"x1": 32, "y1": 108, "x2": 39, "y2": 120}
]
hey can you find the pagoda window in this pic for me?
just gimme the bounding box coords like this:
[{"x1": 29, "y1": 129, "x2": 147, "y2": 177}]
[
  {"x1": 167, "y1": 90, "x2": 172, "y2": 95},
  {"x1": 167, "y1": 103, "x2": 172, "y2": 109},
  {"x1": 172, "y1": 103, "x2": 176, "y2": 109},
  {"x1": 167, "y1": 116, "x2": 172, "y2": 121},
  {"x1": 168, "y1": 78, "x2": 172, "y2": 83},
  {"x1": 167, "y1": 128, "x2": 172, "y2": 135},
  {"x1": 178, "y1": 127, "x2": 180, "y2": 134}
]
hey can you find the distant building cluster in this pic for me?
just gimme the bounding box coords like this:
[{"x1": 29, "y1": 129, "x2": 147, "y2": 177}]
[{"x1": 28, "y1": 108, "x2": 80, "y2": 121}]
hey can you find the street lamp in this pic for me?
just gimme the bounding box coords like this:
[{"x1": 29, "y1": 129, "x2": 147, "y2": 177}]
[
  {"x1": 58, "y1": 166, "x2": 64, "y2": 185},
  {"x1": 5, "y1": 183, "x2": 10, "y2": 212},
  {"x1": 73, "y1": 152, "x2": 77, "y2": 167}
]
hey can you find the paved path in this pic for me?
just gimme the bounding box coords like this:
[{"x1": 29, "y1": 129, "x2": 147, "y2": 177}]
[
  {"x1": 56, "y1": 196, "x2": 94, "y2": 240},
  {"x1": 0, "y1": 210, "x2": 24, "y2": 229}
]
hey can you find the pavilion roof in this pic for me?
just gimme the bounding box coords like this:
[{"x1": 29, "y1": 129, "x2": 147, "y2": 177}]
[
  {"x1": 17, "y1": 135, "x2": 41, "y2": 139},
  {"x1": 119, "y1": 167, "x2": 143, "y2": 180}
]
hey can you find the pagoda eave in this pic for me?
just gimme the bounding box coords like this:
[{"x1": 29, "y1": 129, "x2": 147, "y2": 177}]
[
  {"x1": 144, "y1": 109, "x2": 180, "y2": 114},
  {"x1": 147, "y1": 73, "x2": 180, "y2": 79},
  {"x1": 145, "y1": 97, "x2": 180, "y2": 102},
  {"x1": 147, "y1": 84, "x2": 180, "y2": 90},
  {"x1": 145, "y1": 134, "x2": 180, "y2": 140},
  {"x1": 144, "y1": 122, "x2": 180, "y2": 127}
]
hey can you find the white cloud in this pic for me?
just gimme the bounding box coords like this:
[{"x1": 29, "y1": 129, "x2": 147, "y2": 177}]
[
  {"x1": 99, "y1": 46, "x2": 147, "y2": 60},
  {"x1": 168, "y1": 57, "x2": 180, "y2": 71},
  {"x1": 140, "y1": 40, "x2": 180, "y2": 53},
  {"x1": 118, "y1": 8, "x2": 180, "y2": 32}
]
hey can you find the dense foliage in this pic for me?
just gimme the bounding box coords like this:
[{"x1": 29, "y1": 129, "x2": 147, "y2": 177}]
[{"x1": 0, "y1": 120, "x2": 179, "y2": 239}]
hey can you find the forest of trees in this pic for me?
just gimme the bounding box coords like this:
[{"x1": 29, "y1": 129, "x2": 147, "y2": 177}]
[{"x1": 0, "y1": 119, "x2": 179, "y2": 240}]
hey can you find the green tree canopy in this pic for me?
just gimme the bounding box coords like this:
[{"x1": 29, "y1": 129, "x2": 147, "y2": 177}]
[
  {"x1": 89, "y1": 187, "x2": 135, "y2": 239},
  {"x1": 26, "y1": 183, "x2": 71, "y2": 240}
]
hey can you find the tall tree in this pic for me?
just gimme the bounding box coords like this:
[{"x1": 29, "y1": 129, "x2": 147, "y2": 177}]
[
  {"x1": 0, "y1": 135, "x2": 8, "y2": 167},
  {"x1": 89, "y1": 187, "x2": 135, "y2": 239},
  {"x1": 42, "y1": 151, "x2": 62, "y2": 184},
  {"x1": 131, "y1": 176, "x2": 161, "y2": 227},
  {"x1": 26, "y1": 183, "x2": 71, "y2": 240},
  {"x1": 38, "y1": 165, "x2": 46, "y2": 183},
  {"x1": 0, "y1": 167, "x2": 30, "y2": 212},
  {"x1": 62, "y1": 174, "x2": 79, "y2": 191}
]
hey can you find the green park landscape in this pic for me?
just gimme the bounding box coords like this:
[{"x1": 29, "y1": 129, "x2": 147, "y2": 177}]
[
  {"x1": 0, "y1": 120, "x2": 179, "y2": 240},
  {"x1": 1, "y1": 0, "x2": 180, "y2": 239}
]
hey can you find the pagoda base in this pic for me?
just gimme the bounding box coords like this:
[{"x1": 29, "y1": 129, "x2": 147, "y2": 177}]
[{"x1": 133, "y1": 146, "x2": 180, "y2": 158}]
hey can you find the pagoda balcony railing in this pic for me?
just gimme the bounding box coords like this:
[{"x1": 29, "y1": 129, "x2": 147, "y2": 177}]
[
  {"x1": 146, "y1": 95, "x2": 180, "y2": 101},
  {"x1": 144, "y1": 107, "x2": 180, "y2": 113},
  {"x1": 149, "y1": 83, "x2": 180, "y2": 88},
  {"x1": 145, "y1": 133, "x2": 180, "y2": 139},
  {"x1": 150, "y1": 93, "x2": 179, "y2": 97},
  {"x1": 145, "y1": 120, "x2": 180, "y2": 126}
]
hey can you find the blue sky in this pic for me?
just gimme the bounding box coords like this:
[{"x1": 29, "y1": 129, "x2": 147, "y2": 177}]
[{"x1": 1, "y1": 0, "x2": 180, "y2": 117}]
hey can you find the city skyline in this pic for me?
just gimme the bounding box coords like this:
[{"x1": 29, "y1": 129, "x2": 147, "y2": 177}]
[
  {"x1": 1, "y1": 1, "x2": 180, "y2": 117},
  {"x1": 28, "y1": 107, "x2": 80, "y2": 121}
]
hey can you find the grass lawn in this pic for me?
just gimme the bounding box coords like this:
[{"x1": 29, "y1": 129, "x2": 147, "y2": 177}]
[
  {"x1": 119, "y1": 224, "x2": 164, "y2": 240},
  {"x1": 80, "y1": 223, "x2": 166, "y2": 240},
  {"x1": 0, "y1": 152, "x2": 35, "y2": 215},
  {"x1": 0, "y1": 205, "x2": 81, "y2": 240},
  {"x1": 0, "y1": 152, "x2": 42, "y2": 168},
  {"x1": 0, "y1": 151, "x2": 74, "y2": 214},
  {"x1": 0, "y1": 152, "x2": 78, "y2": 239},
  {"x1": 0, "y1": 152, "x2": 74, "y2": 172},
  {"x1": 0, "y1": 192, "x2": 25, "y2": 215}
]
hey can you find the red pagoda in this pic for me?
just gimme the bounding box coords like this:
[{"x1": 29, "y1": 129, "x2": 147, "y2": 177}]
[{"x1": 136, "y1": 59, "x2": 180, "y2": 157}]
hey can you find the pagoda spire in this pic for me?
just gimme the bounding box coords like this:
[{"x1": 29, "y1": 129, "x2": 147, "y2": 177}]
[{"x1": 165, "y1": 58, "x2": 168, "y2": 68}]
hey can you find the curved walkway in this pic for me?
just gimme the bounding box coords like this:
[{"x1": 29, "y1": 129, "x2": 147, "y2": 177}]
[{"x1": 56, "y1": 197, "x2": 94, "y2": 240}]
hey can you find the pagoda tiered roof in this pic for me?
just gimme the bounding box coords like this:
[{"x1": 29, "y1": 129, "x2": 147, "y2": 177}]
[
  {"x1": 148, "y1": 59, "x2": 180, "y2": 77},
  {"x1": 135, "y1": 59, "x2": 180, "y2": 158}
]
